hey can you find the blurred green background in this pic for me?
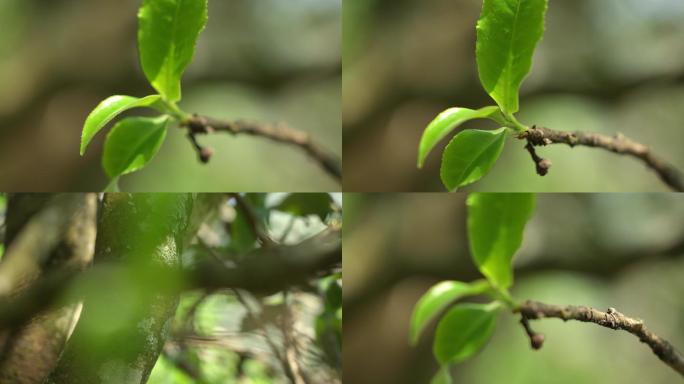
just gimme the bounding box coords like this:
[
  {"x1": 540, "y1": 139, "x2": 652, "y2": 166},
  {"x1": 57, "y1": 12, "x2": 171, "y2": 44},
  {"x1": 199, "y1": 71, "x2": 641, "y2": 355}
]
[
  {"x1": 344, "y1": 193, "x2": 684, "y2": 383},
  {"x1": 0, "y1": 193, "x2": 342, "y2": 383},
  {"x1": 343, "y1": 0, "x2": 684, "y2": 191},
  {"x1": 0, "y1": 0, "x2": 341, "y2": 191}
]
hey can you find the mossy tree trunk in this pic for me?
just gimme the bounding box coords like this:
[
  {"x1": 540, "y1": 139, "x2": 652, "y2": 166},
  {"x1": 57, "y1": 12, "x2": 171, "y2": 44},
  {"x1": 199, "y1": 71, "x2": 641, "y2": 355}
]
[{"x1": 45, "y1": 193, "x2": 222, "y2": 384}]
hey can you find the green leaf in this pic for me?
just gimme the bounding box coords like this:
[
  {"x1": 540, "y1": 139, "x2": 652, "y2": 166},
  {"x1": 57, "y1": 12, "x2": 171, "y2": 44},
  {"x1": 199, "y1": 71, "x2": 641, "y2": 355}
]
[
  {"x1": 476, "y1": 0, "x2": 548, "y2": 114},
  {"x1": 440, "y1": 128, "x2": 507, "y2": 191},
  {"x1": 102, "y1": 116, "x2": 169, "y2": 178},
  {"x1": 431, "y1": 366, "x2": 453, "y2": 384},
  {"x1": 138, "y1": 0, "x2": 208, "y2": 102},
  {"x1": 418, "y1": 106, "x2": 504, "y2": 168},
  {"x1": 81, "y1": 95, "x2": 161, "y2": 155},
  {"x1": 467, "y1": 193, "x2": 535, "y2": 289},
  {"x1": 433, "y1": 302, "x2": 499, "y2": 365},
  {"x1": 409, "y1": 280, "x2": 490, "y2": 345},
  {"x1": 275, "y1": 193, "x2": 334, "y2": 221}
]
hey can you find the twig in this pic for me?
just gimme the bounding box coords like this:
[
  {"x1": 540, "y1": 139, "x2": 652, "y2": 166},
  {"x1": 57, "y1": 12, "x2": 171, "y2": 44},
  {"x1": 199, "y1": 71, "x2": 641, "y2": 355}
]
[
  {"x1": 232, "y1": 289, "x2": 298, "y2": 383},
  {"x1": 182, "y1": 115, "x2": 341, "y2": 183},
  {"x1": 524, "y1": 141, "x2": 552, "y2": 176},
  {"x1": 228, "y1": 193, "x2": 275, "y2": 247},
  {"x1": 279, "y1": 216, "x2": 297, "y2": 243},
  {"x1": 281, "y1": 291, "x2": 309, "y2": 384},
  {"x1": 519, "y1": 317, "x2": 545, "y2": 350},
  {"x1": 520, "y1": 126, "x2": 684, "y2": 191},
  {"x1": 516, "y1": 300, "x2": 684, "y2": 376}
]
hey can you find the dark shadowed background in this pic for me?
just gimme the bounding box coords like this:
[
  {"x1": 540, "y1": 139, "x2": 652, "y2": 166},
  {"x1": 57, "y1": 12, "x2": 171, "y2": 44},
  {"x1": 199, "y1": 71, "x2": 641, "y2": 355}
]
[
  {"x1": 0, "y1": 0, "x2": 341, "y2": 191},
  {"x1": 344, "y1": 193, "x2": 684, "y2": 383},
  {"x1": 343, "y1": 0, "x2": 684, "y2": 191}
]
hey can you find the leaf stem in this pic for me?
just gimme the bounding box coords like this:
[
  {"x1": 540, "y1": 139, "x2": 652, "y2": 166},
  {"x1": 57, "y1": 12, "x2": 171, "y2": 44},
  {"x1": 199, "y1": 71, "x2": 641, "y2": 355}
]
[
  {"x1": 503, "y1": 113, "x2": 528, "y2": 132},
  {"x1": 156, "y1": 99, "x2": 188, "y2": 121},
  {"x1": 486, "y1": 286, "x2": 517, "y2": 309},
  {"x1": 104, "y1": 177, "x2": 121, "y2": 192}
]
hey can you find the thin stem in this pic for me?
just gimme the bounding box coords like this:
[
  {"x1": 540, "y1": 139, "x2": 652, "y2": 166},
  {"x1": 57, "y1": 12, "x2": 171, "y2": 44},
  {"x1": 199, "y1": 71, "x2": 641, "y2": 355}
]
[
  {"x1": 520, "y1": 125, "x2": 683, "y2": 191},
  {"x1": 182, "y1": 115, "x2": 341, "y2": 183},
  {"x1": 516, "y1": 300, "x2": 684, "y2": 376},
  {"x1": 104, "y1": 177, "x2": 120, "y2": 192}
]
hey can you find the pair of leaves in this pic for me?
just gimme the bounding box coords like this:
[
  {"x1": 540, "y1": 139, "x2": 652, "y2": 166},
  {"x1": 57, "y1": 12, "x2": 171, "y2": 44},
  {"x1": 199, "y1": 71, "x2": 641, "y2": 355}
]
[
  {"x1": 409, "y1": 280, "x2": 490, "y2": 345},
  {"x1": 410, "y1": 281, "x2": 499, "y2": 377},
  {"x1": 80, "y1": 0, "x2": 208, "y2": 180},
  {"x1": 418, "y1": 108, "x2": 508, "y2": 191},
  {"x1": 417, "y1": 0, "x2": 548, "y2": 190},
  {"x1": 81, "y1": 96, "x2": 166, "y2": 178}
]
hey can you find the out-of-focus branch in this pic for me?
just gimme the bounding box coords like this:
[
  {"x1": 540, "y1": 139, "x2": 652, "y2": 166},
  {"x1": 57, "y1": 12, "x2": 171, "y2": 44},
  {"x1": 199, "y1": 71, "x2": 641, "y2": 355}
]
[
  {"x1": 520, "y1": 126, "x2": 684, "y2": 191},
  {"x1": 516, "y1": 300, "x2": 684, "y2": 377},
  {"x1": 228, "y1": 193, "x2": 275, "y2": 247},
  {"x1": 0, "y1": 227, "x2": 341, "y2": 331},
  {"x1": 181, "y1": 115, "x2": 342, "y2": 183},
  {"x1": 0, "y1": 194, "x2": 91, "y2": 296}
]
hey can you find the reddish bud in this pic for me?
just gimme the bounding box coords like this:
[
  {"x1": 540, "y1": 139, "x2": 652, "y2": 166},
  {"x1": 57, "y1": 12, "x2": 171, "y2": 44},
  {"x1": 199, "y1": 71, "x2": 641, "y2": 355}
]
[
  {"x1": 531, "y1": 333, "x2": 545, "y2": 350},
  {"x1": 199, "y1": 147, "x2": 214, "y2": 163},
  {"x1": 537, "y1": 159, "x2": 552, "y2": 176}
]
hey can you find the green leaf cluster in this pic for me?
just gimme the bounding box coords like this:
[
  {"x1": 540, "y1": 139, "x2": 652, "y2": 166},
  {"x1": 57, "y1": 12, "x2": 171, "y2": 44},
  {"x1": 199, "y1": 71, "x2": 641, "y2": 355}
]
[
  {"x1": 80, "y1": 0, "x2": 208, "y2": 186},
  {"x1": 417, "y1": 0, "x2": 548, "y2": 190},
  {"x1": 409, "y1": 193, "x2": 536, "y2": 382}
]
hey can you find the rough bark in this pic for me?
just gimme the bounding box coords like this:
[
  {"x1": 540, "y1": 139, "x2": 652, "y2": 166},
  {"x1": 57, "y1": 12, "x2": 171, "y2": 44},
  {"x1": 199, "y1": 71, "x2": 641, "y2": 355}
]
[
  {"x1": 517, "y1": 300, "x2": 684, "y2": 377},
  {"x1": 46, "y1": 193, "x2": 223, "y2": 384},
  {"x1": 520, "y1": 126, "x2": 684, "y2": 191},
  {"x1": 0, "y1": 194, "x2": 97, "y2": 384}
]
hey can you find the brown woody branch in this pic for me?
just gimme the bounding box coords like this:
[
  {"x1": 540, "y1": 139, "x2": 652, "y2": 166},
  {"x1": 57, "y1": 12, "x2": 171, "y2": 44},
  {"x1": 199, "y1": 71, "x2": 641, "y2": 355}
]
[
  {"x1": 519, "y1": 126, "x2": 684, "y2": 191},
  {"x1": 181, "y1": 115, "x2": 342, "y2": 183},
  {"x1": 516, "y1": 300, "x2": 684, "y2": 377},
  {"x1": 0, "y1": 227, "x2": 341, "y2": 330}
]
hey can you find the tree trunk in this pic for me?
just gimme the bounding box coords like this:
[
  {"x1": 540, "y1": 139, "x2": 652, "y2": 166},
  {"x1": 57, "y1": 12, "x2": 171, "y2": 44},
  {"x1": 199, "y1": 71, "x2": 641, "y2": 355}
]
[
  {"x1": 46, "y1": 193, "x2": 222, "y2": 384},
  {"x1": 0, "y1": 194, "x2": 97, "y2": 384}
]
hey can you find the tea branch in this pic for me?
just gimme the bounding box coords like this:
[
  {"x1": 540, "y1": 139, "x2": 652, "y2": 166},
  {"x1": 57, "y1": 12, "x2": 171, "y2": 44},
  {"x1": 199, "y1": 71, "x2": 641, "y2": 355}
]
[
  {"x1": 516, "y1": 300, "x2": 684, "y2": 377},
  {"x1": 519, "y1": 126, "x2": 684, "y2": 191},
  {"x1": 181, "y1": 115, "x2": 342, "y2": 183}
]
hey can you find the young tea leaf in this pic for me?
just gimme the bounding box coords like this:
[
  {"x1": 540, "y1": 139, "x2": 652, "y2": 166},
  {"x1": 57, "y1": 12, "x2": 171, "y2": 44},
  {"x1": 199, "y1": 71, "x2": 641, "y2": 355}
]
[
  {"x1": 138, "y1": 0, "x2": 208, "y2": 102},
  {"x1": 418, "y1": 106, "x2": 504, "y2": 168},
  {"x1": 80, "y1": 95, "x2": 161, "y2": 155},
  {"x1": 440, "y1": 128, "x2": 507, "y2": 191},
  {"x1": 102, "y1": 116, "x2": 170, "y2": 178},
  {"x1": 433, "y1": 303, "x2": 499, "y2": 365},
  {"x1": 467, "y1": 193, "x2": 535, "y2": 289},
  {"x1": 476, "y1": 0, "x2": 548, "y2": 114},
  {"x1": 410, "y1": 280, "x2": 490, "y2": 345}
]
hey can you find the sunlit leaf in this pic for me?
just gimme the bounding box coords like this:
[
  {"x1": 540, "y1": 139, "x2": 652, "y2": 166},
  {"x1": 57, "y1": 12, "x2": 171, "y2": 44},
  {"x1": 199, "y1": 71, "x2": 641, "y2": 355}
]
[
  {"x1": 138, "y1": 0, "x2": 208, "y2": 102},
  {"x1": 476, "y1": 0, "x2": 548, "y2": 114},
  {"x1": 102, "y1": 116, "x2": 169, "y2": 178},
  {"x1": 80, "y1": 95, "x2": 161, "y2": 155},
  {"x1": 409, "y1": 280, "x2": 490, "y2": 345},
  {"x1": 440, "y1": 128, "x2": 507, "y2": 191},
  {"x1": 467, "y1": 193, "x2": 535, "y2": 289},
  {"x1": 433, "y1": 303, "x2": 499, "y2": 364},
  {"x1": 418, "y1": 106, "x2": 503, "y2": 168}
]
